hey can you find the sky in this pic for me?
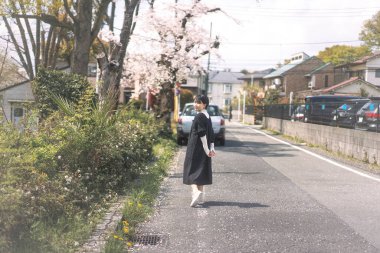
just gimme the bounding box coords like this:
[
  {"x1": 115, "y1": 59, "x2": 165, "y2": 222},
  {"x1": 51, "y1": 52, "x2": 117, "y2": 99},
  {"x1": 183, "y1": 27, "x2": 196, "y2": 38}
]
[
  {"x1": 197, "y1": 0, "x2": 380, "y2": 72},
  {"x1": 1, "y1": 0, "x2": 379, "y2": 73}
]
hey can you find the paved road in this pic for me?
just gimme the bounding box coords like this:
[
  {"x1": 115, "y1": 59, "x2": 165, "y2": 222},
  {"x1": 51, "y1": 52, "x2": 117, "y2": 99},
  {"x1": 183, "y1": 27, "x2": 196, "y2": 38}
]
[{"x1": 134, "y1": 122, "x2": 380, "y2": 252}]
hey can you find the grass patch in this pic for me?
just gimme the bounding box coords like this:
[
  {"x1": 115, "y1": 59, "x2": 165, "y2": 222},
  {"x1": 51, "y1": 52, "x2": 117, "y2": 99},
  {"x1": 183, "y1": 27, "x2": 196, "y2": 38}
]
[{"x1": 104, "y1": 138, "x2": 176, "y2": 253}]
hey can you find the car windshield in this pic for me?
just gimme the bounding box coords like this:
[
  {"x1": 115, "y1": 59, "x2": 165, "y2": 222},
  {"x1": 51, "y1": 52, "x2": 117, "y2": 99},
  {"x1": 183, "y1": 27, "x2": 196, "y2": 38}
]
[
  {"x1": 182, "y1": 105, "x2": 197, "y2": 116},
  {"x1": 182, "y1": 105, "x2": 220, "y2": 116},
  {"x1": 207, "y1": 105, "x2": 219, "y2": 116},
  {"x1": 361, "y1": 102, "x2": 379, "y2": 112},
  {"x1": 338, "y1": 104, "x2": 352, "y2": 111}
]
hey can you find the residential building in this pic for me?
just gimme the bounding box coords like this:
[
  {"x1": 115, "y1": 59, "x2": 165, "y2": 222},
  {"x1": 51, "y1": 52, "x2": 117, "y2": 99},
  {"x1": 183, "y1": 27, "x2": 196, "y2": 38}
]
[
  {"x1": 182, "y1": 72, "x2": 206, "y2": 95},
  {"x1": 238, "y1": 68, "x2": 275, "y2": 97},
  {"x1": 263, "y1": 52, "x2": 333, "y2": 98},
  {"x1": 207, "y1": 70, "x2": 244, "y2": 111},
  {"x1": 0, "y1": 79, "x2": 33, "y2": 124},
  {"x1": 1, "y1": 63, "x2": 98, "y2": 124},
  {"x1": 318, "y1": 77, "x2": 380, "y2": 96},
  {"x1": 334, "y1": 52, "x2": 380, "y2": 86}
]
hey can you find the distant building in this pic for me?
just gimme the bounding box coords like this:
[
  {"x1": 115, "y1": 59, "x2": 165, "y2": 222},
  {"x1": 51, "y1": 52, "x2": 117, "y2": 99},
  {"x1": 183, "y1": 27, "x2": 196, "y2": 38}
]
[
  {"x1": 207, "y1": 70, "x2": 244, "y2": 111},
  {"x1": 238, "y1": 68, "x2": 275, "y2": 98},
  {"x1": 0, "y1": 79, "x2": 33, "y2": 124},
  {"x1": 263, "y1": 52, "x2": 334, "y2": 98},
  {"x1": 334, "y1": 52, "x2": 380, "y2": 87},
  {"x1": 182, "y1": 71, "x2": 206, "y2": 95}
]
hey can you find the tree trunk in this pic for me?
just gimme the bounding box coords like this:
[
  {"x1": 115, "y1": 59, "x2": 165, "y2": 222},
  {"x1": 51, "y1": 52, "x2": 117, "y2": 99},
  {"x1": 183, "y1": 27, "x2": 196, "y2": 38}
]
[
  {"x1": 98, "y1": 0, "x2": 140, "y2": 108},
  {"x1": 157, "y1": 81, "x2": 174, "y2": 133},
  {"x1": 71, "y1": 0, "x2": 93, "y2": 76}
]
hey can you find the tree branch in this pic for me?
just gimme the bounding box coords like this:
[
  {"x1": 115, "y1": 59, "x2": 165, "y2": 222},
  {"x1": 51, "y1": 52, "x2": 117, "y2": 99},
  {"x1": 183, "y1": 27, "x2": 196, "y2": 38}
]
[
  {"x1": 63, "y1": 0, "x2": 77, "y2": 23},
  {"x1": 2, "y1": 17, "x2": 30, "y2": 80},
  {"x1": 91, "y1": 0, "x2": 112, "y2": 43},
  {"x1": 11, "y1": 13, "x2": 73, "y2": 30}
]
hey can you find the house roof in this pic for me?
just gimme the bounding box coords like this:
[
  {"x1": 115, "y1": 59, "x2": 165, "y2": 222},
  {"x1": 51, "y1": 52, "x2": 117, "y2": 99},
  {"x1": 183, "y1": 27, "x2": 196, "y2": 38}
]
[
  {"x1": 209, "y1": 71, "x2": 244, "y2": 84},
  {"x1": 263, "y1": 63, "x2": 298, "y2": 79},
  {"x1": 319, "y1": 77, "x2": 379, "y2": 94},
  {"x1": 239, "y1": 68, "x2": 275, "y2": 80},
  {"x1": 335, "y1": 52, "x2": 380, "y2": 68},
  {"x1": 351, "y1": 51, "x2": 380, "y2": 65},
  {"x1": 305, "y1": 63, "x2": 331, "y2": 77},
  {"x1": 0, "y1": 79, "x2": 30, "y2": 92}
]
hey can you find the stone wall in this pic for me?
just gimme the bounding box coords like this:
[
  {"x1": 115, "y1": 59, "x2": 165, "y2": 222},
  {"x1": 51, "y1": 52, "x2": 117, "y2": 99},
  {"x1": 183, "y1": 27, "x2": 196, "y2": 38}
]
[{"x1": 263, "y1": 117, "x2": 380, "y2": 165}]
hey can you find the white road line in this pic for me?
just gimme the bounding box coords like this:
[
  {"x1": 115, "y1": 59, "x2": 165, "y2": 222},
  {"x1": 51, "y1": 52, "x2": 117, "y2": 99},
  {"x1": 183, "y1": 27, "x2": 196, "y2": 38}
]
[{"x1": 246, "y1": 127, "x2": 380, "y2": 183}]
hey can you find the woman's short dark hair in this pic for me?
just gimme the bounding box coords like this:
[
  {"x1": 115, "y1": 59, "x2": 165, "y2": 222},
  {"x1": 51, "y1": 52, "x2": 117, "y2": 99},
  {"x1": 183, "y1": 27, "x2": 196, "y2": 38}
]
[{"x1": 194, "y1": 95, "x2": 209, "y2": 108}]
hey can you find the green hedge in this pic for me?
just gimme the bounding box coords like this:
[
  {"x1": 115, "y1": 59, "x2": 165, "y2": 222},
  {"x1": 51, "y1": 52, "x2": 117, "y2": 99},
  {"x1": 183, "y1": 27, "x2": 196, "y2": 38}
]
[{"x1": 0, "y1": 92, "x2": 168, "y2": 252}]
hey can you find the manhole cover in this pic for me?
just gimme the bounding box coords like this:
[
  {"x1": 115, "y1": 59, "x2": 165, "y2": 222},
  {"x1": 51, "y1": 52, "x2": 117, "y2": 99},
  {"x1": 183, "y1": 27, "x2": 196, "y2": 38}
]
[{"x1": 132, "y1": 234, "x2": 167, "y2": 246}]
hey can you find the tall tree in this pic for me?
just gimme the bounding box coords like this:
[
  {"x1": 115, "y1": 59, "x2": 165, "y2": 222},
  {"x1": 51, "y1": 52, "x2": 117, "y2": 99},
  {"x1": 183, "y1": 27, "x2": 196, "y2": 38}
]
[
  {"x1": 317, "y1": 45, "x2": 371, "y2": 65},
  {"x1": 123, "y1": 1, "x2": 220, "y2": 128},
  {"x1": 96, "y1": 0, "x2": 143, "y2": 107},
  {"x1": 0, "y1": 0, "x2": 112, "y2": 78},
  {"x1": 360, "y1": 11, "x2": 380, "y2": 50}
]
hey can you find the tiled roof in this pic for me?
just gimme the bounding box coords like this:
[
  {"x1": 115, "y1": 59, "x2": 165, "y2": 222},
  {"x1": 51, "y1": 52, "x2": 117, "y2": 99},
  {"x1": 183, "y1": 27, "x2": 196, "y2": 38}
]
[
  {"x1": 319, "y1": 77, "x2": 373, "y2": 93},
  {"x1": 209, "y1": 71, "x2": 244, "y2": 84},
  {"x1": 352, "y1": 51, "x2": 380, "y2": 64}
]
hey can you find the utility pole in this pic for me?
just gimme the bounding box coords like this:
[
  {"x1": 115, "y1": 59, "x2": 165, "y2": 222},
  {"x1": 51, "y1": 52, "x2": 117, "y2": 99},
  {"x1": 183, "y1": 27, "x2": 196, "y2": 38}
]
[
  {"x1": 204, "y1": 22, "x2": 212, "y2": 96},
  {"x1": 243, "y1": 90, "x2": 246, "y2": 123}
]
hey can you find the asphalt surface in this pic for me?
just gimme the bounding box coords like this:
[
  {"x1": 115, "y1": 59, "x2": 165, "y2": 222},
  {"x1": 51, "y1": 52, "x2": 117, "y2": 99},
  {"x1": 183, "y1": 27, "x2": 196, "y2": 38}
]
[{"x1": 133, "y1": 121, "x2": 380, "y2": 253}]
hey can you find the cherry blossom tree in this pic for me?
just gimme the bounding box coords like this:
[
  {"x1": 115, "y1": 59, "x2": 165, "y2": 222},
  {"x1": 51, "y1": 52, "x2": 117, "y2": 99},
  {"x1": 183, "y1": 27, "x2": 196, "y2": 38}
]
[{"x1": 123, "y1": 1, "x2": 221, "y2": 128}]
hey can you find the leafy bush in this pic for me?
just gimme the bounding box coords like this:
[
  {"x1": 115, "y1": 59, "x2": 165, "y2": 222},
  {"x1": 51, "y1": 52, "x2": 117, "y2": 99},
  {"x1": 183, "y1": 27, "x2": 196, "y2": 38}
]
[
  {"x1": 32, "y1": 68, "x2": 89, "y2": 119},
  {"x1": 0, "y1": 89, "x2": 167, "y2": 252}
]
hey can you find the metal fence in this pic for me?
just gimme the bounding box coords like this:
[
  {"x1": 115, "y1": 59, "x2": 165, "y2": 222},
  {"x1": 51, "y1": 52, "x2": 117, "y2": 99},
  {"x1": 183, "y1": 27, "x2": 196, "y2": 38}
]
[{"x1": 262, "y1": 101, "x2": 380, "y2": 133}]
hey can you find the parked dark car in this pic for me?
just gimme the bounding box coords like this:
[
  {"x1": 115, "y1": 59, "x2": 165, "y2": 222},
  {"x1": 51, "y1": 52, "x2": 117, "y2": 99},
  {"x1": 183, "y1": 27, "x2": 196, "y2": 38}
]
[
  {"x1": 304, "y1": 95, "x2": 362, "y2": 125},
  {"x1": 330, "y1": 98, "x2": 370, "y2": 128},
  {"x1": 355, "y1": 98, "x2": 380, "y2": 131}
]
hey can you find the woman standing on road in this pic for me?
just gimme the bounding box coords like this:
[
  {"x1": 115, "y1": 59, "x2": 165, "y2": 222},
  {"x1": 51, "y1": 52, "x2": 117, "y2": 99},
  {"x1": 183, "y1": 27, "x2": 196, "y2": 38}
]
[{"x1": 183, "y1": 94, "x2": 216, "y2": 207}]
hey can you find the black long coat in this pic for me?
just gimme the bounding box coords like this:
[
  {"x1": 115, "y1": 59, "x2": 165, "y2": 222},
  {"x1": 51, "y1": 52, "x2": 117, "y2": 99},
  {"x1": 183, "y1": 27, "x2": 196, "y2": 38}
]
[{"x1": 183, "y1": 112, "x2": 215, "y2": 185}]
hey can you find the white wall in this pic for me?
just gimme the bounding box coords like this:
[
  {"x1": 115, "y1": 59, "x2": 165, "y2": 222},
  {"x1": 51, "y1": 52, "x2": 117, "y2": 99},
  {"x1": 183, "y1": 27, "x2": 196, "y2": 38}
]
[
  {"x1": 208, "y1": 82, "x2": 243, "y2": 110},
  {"x1": 366, "y1": 58, "x2": 380, "y2": 86},
  {"x1": 336, "y1": 82, "x2": 380, "y2": 97},
  {"x1": 1, "y1": 82, "x2": 34, "y2": 122}
]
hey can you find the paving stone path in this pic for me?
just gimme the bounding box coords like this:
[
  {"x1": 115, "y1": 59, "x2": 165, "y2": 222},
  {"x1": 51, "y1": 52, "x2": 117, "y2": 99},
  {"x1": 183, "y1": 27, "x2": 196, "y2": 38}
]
[{"x1": 77, "y1": 197, "x2": 127, "y2": 253}]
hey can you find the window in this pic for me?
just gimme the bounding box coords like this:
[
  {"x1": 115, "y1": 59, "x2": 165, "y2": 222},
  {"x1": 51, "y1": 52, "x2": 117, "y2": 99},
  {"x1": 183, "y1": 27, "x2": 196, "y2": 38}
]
[
  {"x1": 324, "y1": 75, "x2": 329, "y2": 87},
  {"x1": 11, "y1": 104, "x2": 24, "y2": 124},
  {"x1": 224, "y1": 84, "x2": 232, "y2": 93},
  {"x1": 224, "y1": 98, "x2": 231, "y2": 106},
  {"x1": 375, "y1": 69, "x2": 380, "y2": 78},
  {"x1": 88, "y1": 65, "x2": 97, "y2": 77}
]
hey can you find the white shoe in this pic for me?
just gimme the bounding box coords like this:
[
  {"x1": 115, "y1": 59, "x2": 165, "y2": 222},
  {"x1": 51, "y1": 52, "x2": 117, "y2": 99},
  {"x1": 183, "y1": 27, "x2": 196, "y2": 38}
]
[
  {"x1": 190, "y1": 190, "x2": 202, "y2": 207},
  {"x1": 199, "y1": 192, "x2": 205, "y2": 204}
]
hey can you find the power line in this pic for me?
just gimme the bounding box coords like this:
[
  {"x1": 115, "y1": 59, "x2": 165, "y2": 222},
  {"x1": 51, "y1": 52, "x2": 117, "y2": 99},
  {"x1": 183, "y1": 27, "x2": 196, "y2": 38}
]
[{"x1": 220, "y1": 40, "x2": 363, "y2": 46}]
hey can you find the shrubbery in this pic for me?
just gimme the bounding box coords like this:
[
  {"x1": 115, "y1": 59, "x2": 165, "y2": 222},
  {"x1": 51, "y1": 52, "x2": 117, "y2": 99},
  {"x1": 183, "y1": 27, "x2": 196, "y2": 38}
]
[{"x1": 0, "y1": 83, "x2": 169, "y2": 252}]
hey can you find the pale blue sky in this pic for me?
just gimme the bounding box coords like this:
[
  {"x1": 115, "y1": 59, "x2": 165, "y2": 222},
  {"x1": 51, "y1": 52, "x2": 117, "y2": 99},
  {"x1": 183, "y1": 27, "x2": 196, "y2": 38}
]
[{"x1": 199, "y1": 0, "x2": 380, "y2": 71}]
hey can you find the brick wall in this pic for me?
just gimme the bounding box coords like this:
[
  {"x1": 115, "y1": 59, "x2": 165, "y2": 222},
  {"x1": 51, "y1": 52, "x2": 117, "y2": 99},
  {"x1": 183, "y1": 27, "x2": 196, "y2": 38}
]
[{"x1": 284, "y1": 57, "x2": 325, "y2": 96}]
